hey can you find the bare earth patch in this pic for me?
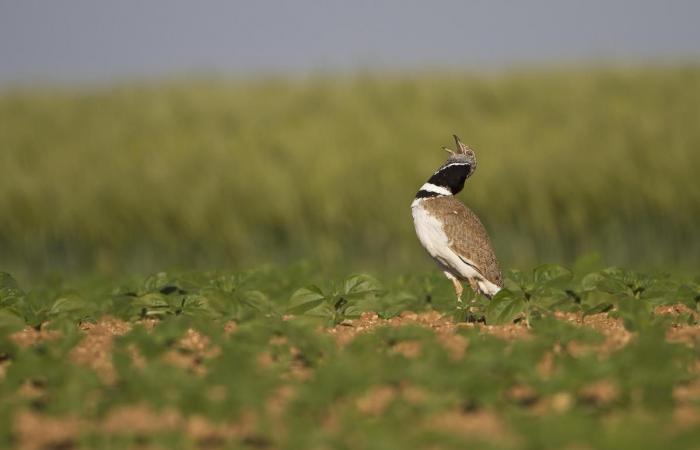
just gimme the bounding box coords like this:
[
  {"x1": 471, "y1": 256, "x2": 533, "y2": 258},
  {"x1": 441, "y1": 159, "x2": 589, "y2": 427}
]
[
  {"x1": 655, "y1": 303, "x2": 700, "y2": 346},
  {"x1": 13, "y1": 405, "x2": 259, "y2": 450},
  {"x1": 10, "y1": 325, "x2": 61, "y2": 348},
  {"x1": 101, "y1": 403, "x2": 181, "y2": 435},
  {"x1": 578, "y1": 380, "x2": 619, "y2": 408},
  {"x1": 554, "y1": 311, "x2": 633, "y2": 354},
  {"x1": 655, "y1": 303, "x2": 698, "y2": 320},
  {"x1": 257, "y1": 336, "x2": 314, "y2": 381},
  {"x1": 355, "y1": 385, "x2": 397, "y2": 415},
  {"x1": 426, "y1": 409, "x2": 516, "y2": 446},
  {"x1": 327, "y1": 311, "x2": 529, "y2": 360},
  {"x1": 70, "y1": 316, "x2": 131, "y2": 383},
  {"x1": 667, "y1": 324, "x2": 700, "y2": 347},
  {"x1": 13, "y1": 410, "x2": 84, "y2": 450},
  {"x1": 162, "y1": 328, "x2": 221, "y2": 376},
  {"x1": 327, "y1": 311, "x2": 456, "y2": 346}
]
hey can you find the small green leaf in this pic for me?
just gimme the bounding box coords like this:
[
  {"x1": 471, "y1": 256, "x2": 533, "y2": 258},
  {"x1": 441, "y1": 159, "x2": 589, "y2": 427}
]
[
  {"x1": 131, "y1": 293, "x2": 171, "y2": 317},
  {"x1": 342, "y1": 274, "x2": 382, "y2": 299},
  {"x1": 596, "y1": 277, "x2": 629, "y2": 295},
  {"x1": 239, "y1": 290, "x2": 275, "y2": 314},
  {"x1": 502, "y1": 278, "x2": 522, "y2": 292},
  {"x1": 47, "y1": 295, "x2": 92, "y2": 317},
  {"x1": 581, "y1": 272, "x2": 605, "y2": 291},
  {"x1": 288, "y1": 286, "x2": 327, "y2": 314},
  {"x1": 533, "y1": 264, "x2": 573, "y2": 287},
  {"x1": 486, "y1": 290, "x2": 526, "y2": 324},
  {"x1": 142, "y1": 272, "x2": 172, "y2": 292},
  {"x1": 498, "y1": 297, "x2": 526, "y2": 324},
  {"x1": 180, "y1": 295, "x2": 221, "y2": 317}
]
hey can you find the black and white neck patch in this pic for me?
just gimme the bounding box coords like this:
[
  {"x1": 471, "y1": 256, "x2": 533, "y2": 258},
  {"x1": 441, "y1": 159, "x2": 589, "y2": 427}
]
[
  {"x1": 412, "y1": 182, "x2": 452, "y2": 206},
  {"x1": 427, "y1": 163, "x2": 472, "y2": 195},
  {"x1": 414, "y1": 189, "x2": 441, "y2": 199},
  {"x1": 415, "y1": 184, "x2": 447, "y2": 198}
]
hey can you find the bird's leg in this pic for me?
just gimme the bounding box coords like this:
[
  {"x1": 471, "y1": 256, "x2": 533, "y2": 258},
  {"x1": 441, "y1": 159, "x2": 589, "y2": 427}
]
[
  {"x1": 443, "y1": 271, "x2": 463, "y2": 304},
  {"x1": 467, "y1": 278, "x2": 480, "y2": 296},
  {"x1": 453, "y1": 279, "x2": 463, "y2": 304},
  {"x1": 466, "y1": 278, "x2": 483, "y2": 317}
]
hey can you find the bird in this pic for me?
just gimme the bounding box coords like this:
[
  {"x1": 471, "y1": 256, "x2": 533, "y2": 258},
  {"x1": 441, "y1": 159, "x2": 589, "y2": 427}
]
[{"x1": 411, "y1": 134, "x2": 502, "y2": 303}]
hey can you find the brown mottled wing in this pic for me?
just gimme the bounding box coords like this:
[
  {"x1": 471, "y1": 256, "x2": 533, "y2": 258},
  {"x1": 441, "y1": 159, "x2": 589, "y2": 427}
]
[{"x1": 424, "y1": 197, "x2": 502, "y2": 286}]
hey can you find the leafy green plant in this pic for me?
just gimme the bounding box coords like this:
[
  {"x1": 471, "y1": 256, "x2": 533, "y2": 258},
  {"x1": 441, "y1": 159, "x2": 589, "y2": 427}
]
[
  {"x1": 486, "y1": 264, "x2": 574, "y2": 325},
  {"x1": 287, "y1": 274, "x2": 383, "y2": 324}
]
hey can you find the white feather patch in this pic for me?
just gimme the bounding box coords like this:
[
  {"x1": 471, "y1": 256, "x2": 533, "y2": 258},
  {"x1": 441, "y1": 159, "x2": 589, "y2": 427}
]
[{"x1": 419, "y1": 183, "x2": 452, "y2": 196}]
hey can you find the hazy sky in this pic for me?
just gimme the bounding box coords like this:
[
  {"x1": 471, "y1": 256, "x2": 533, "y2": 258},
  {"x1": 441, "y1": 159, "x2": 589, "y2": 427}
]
[{"x1": 1, "y1": 0, "x2": 699, "y2": 85}]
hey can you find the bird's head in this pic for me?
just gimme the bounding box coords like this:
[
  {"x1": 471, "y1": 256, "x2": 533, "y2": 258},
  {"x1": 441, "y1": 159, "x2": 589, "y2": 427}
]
[{"x1": 442, "y1": 134, "x2": 477, "y2": 174}]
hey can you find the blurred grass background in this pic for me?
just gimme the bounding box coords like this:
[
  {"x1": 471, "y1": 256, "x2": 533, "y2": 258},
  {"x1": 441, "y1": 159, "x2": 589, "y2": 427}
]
[{"x1": 1, "y1": 67, "x2": 699, "y2": 277}]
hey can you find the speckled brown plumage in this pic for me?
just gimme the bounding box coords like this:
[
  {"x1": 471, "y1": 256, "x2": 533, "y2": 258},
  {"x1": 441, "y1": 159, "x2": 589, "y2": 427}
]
[{"x1": 421, "y1": 196, "x2": 502, "y2": 286}]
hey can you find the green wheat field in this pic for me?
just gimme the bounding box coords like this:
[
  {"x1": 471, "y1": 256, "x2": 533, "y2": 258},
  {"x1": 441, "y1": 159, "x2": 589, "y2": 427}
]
[{"x1": 1, "y1": 67, "x2": 700, "y2": 449}]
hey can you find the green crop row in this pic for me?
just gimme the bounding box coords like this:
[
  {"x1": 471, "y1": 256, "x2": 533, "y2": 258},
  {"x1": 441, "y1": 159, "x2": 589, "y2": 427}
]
[
  {"x1": 2, "y1": 263, "x2": 699, "y2": 330},
  {"x1": 2, "y1": 67, "x2": 700, "y2": 276},
  {"x1": 1, "y1": 265, "x2": 699, "y2": 449}
]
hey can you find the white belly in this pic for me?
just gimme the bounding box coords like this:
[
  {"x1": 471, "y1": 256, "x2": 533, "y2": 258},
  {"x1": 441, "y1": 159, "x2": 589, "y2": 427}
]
[{"x1": 411, "y1": 201, "x2": 480, "y2": 279}]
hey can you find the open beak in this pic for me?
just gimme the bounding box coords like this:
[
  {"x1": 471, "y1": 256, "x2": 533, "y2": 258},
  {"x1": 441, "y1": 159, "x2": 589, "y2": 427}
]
[{"x1": 453, "y1": 134, "x2": 473, "y2": 155}]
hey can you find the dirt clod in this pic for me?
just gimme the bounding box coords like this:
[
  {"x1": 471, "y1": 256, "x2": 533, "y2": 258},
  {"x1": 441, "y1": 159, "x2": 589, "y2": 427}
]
[
  {"x1": 10, "y1": 325, "x2": 61, "y2": 348},
  {"x1": 13, "y1": 410, "x2": 83, "y2": 450},
  {"x1": 162, "y1": 328, "x2": 221, "y2": 376},
  {"x1": 70, "y1": 317, "x2": 131, "y2": 383},
  {"x1": 356, "y1": 385, "x2": 397, "y2": 415}
]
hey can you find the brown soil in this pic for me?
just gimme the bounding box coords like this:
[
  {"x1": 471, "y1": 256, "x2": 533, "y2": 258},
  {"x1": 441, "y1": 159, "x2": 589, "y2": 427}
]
[
  {"x1": 390, "y1": 340, "x2": 423, "y2": 358},
  {"x1": 655, "y1": 303, "x2": 700, "y2": 346},
  {"x1": 537, "y1": 392, "x2": 575, "y2": 414},
  {"x1": 266, "y1": 384, "x2": 297, "y2": 419},
  {"x1": 327, "y1": 311, "x2": 455, "y2": 346},
  {"x1": 12, "y1": 405, "x2": 259, "y2": 450},
  {"x1": 436, "y1": 331, "x2": 469, "y2": 361},
  {"x1": 479, "y1": 322, "x2": 531, "y2": 340},
  {"x1": 655, "y1": 303, "x2": 698, "y2": 320},
  {"x1": 257, "y1": 336, "x2": 314, "y2": 381},
  {"x1": 162, "y1": 328, "x2": 221, "y2": 376},
  {"x1": 223, "y1": 320, "x2": 239, "y2": 334},
  {"x1": 13, "y1": 410, "x2": 84, "y2": 450},
  {"x1": 326, "y1": 311, "x2": 529, "y2": 362},
  {"x1": 355, "y1": 385, "x2": 397, "y2": 415},
  {"x1": 426, "y1": 409, "x2": 516, "y2": 445},
  {"x1": 674, "y1": 377, "x2": 700, "y2": 405},
  {"x1": 553, "y1": 311, "x2": 633, "y2": 355},
  {"x1": 667, "y1": 325, "x2": 700, "y2": 346},
  {"x1": 10, "y1": 325, "x2": 61, "y2": 348},
  {"x1": 9, "y1": 307, "x2": 692, "y2": 389},
  {"x1": 70, "y1": 316, "x2": 131, "y2": 383},
  {"x1": 101, "y1": 403, "x2": 182, "y2": 434},
  {"x1": 320, "y1": 307, "x2": 699, "y2": 367},
  {"x1": 505, "y1": 384, "x2": 540, "y2": 406},
  {"x1": 674, "y1": 405, "x2": 700, "y2": 427},
  {"x1": 578, "y1": 380, "x2": 619, "y2": 407}
]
